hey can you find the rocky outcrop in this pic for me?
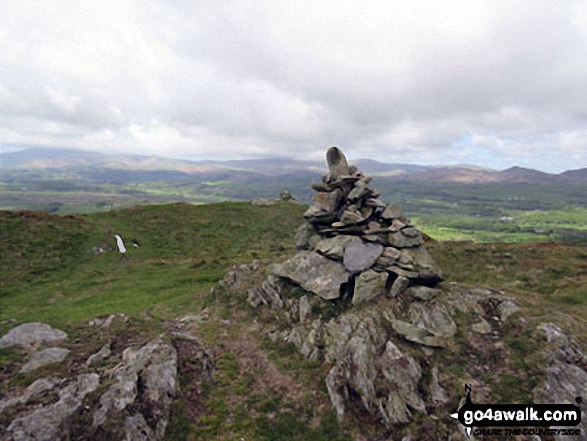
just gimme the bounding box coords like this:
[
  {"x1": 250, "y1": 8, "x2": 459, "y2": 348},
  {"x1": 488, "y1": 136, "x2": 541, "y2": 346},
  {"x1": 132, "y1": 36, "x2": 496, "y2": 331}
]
[
  {"x1": 324, "y1": 309, "x2": 426, "y2": 425},
  {"x1": 0, "y1": 320, "x2": 184, "y2": 441},
  {"x1": 7, "y1": 373, "x2": 99, "y2": 441},
  {"x1": 533, "y1": 323, "x2": 587, "y2": 441},
  {"x1": 0, "y1": 378, "x2": 65, "y2": 414},
  {"x1": 93, "y1": 337, "x2": 178, "y2": 439}
]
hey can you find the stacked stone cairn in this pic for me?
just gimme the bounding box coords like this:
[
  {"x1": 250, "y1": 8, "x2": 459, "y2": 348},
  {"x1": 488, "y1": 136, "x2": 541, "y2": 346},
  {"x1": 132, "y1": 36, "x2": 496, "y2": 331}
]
[{"x1": 273, "y1": 147, "x2": 442, "y2": 305}]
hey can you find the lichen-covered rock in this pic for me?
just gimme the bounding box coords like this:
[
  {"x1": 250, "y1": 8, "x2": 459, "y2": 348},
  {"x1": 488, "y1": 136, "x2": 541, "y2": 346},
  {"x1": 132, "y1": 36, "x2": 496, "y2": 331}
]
[
  {"x1": 7, "y1": 373, "x2": 99, "y2": 441},
  {"x1": 472, "y1": 318, "x2": 492, "y2": 334},
  {"x1": 343, "y1": 239, "x2": 383, "y2": 274},
  {"x1": 376, "y1": 341, "x2": 426, "y2": 424},
  {"x1": 399, "y1": 247, "x2": 443, "y2": 281},
  {"x1": 303, "y1": 189, "x2": 343, "y2": 223},
  {"x1": 533, "y1": 323, "x2": 587, "y2": 441},
  {"x1": 125, "y1": 413, "x2": 156, "y2": 441},
  {"x1": 429, "y1": 367, "x2": 449, "y2": 404},
  {"x1": 325, "y1": 310, "x2": 426, "y2": 426},
  {"x1": 217, "y1": 261, "x2": 260, "y2": 290},
  {"x1": 0, "y1": 377, "x2": 65, "y2": 414},
  {"x1": 353, "y1": 270, "x2": 388, "y2": 305},
  {"x1": 387, "y1": 230, "x2": 424, "y2": 248},
  {"x1": 93, "y1": 337, "x2": 177, "y2": 438},
  {"x1": 408, "y1": 300, "x2": 457, "y2": 338},
  {"x1": 497, "y1": 299, "x2": 520, "y2": 322},
  {"x1": 0, "y1": 322, "x2": 67, "y2": 348},
  {"x1": 272, "y1": 251, "x2": 350, "y2": 300},
  {"x1": 86, "y1": 342, "x2": 112, "y2": 366},
  {"x1": 390, "y1": 319, "x2": 448, "y2": 347},
  {"x1": 406, "y1": 285, "x2": 440, "y2": 301},
  {"x1": 324, "y1": 309, "x2": 384, "y2": 363},
  {"x1": 389, "y1": 276, "x2": 410, "y2": 297},
  {"x1": 284, "y1": 320, "x2": 323, "y2": 360},
  {"x1": 299, "y1": 295, "x2": 311, "y2": 323},
  {"x1": 20, "y1": 347, "x2": 70, "y2": 373},
  {"x1": 326, "y1": 324, "x2": 380, "y2": 421},
  {"x1": 295, "y1": 222, "x2": 319, "y2": 250},
  {"x1": 247, "y1": 275, "x2": 284, "y2": 308}
]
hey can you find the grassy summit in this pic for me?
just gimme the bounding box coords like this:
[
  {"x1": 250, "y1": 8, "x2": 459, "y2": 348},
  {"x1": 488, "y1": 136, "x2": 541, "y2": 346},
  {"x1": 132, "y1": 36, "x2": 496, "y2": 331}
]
[
  {"x1": 1, "y1": 201, "x2": 585, "y2": 341},
  {"x1": 0, "y1": 202, "x2": 305, "y2": 326}
]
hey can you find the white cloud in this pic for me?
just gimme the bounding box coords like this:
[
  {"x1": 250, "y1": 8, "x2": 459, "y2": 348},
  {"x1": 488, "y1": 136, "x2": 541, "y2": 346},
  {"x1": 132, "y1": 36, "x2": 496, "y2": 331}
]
[{"x1": 0, "y1": 0, "x2": 586, "y2": 171}]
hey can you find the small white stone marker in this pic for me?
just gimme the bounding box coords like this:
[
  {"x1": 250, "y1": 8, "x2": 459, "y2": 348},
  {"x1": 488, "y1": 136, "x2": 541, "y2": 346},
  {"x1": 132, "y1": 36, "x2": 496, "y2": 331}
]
[{"x1": 115, "y1": 235, "x2": 127, "y2": 254}]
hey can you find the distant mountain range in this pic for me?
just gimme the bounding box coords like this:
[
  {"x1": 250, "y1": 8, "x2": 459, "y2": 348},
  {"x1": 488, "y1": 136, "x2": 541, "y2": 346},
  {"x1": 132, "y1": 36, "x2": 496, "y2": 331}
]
[{"x1": 0, "y1": 147, "x2": 585, "y2": 184}]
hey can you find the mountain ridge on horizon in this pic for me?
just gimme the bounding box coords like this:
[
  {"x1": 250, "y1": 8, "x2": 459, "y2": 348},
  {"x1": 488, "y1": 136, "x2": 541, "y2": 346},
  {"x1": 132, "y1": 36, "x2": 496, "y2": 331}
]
[{"x1": 0, "y1": 146, "x2": 585, "y2": 184}]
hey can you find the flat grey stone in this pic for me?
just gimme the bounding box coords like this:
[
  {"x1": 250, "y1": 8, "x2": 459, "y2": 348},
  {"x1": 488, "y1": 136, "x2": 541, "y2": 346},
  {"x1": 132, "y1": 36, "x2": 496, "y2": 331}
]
[
  {"x1": 386, "y1": 265, "x2": 420, "y2": 279},
  {"x1": 272, "y1": 251, "x2": 350, "y2": 300},
  {"x1": 375, "y1": 246, "x2": 402, "y2": 269},
  {"x1": 406, "y1": 285, "x2": 440, "y2": 301},
  {"x1": 343, "y1": 239, "x2": 383, "y2": 273},
  {"x1": 315, "y1": 235, "x2": 354, "y2": 260},
  {"x1": 391, "y1": 320, "x2": 447, "y2": 348},
  {"x1": 0, "y1": 323, "x2": 67, "y2": 348},
  {"x1": 20, "y1": 347, "x2": 71, "y2": 373}
]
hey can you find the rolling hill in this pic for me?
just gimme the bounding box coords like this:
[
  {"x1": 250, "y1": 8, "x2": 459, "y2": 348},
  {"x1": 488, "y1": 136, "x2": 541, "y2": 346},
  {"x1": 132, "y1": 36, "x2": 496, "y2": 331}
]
[{"x1": 1, "y1": 147, "x2": 585, "y2": 184}]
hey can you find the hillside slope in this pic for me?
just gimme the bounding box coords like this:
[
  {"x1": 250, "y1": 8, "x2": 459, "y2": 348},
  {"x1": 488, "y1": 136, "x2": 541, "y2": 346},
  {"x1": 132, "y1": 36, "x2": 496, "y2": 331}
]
[{"x1": 0, "y1": 203, "x2": 586, "y2": 440}]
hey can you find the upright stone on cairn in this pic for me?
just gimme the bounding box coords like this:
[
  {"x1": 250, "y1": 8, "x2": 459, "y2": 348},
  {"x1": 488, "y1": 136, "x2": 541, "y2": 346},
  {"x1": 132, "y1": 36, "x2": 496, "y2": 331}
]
[{"x1": 326, "y1": 146, "x2": 350, "y2": 179}]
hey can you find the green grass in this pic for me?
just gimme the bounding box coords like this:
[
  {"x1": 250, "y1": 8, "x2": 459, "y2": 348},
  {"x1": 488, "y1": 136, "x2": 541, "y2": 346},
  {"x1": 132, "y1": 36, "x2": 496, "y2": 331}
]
[{"x1": 0, "y1": 202, "x2": 305, "y2": 325}]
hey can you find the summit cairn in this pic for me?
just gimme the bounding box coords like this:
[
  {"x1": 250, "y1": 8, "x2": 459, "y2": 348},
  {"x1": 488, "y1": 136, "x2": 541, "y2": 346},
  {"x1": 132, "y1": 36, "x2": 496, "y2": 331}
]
[{"x1": 273, "y1": 147, "x2": 442, "y2": 304}]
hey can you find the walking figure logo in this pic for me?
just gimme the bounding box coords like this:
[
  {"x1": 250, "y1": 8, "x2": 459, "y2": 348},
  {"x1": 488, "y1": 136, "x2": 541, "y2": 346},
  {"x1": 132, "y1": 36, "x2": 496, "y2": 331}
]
[
  {"x1": 450, "y1": 383, "x2": 474, "y2": 437},
  {"x1": 450, "y1": 383, "x2": 582, "y2": 438}
]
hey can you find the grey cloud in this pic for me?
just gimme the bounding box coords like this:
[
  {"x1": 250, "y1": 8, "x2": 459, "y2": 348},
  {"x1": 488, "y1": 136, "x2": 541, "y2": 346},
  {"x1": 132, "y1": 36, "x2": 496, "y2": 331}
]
[{"x1": 0, "y1": 0, "x2": 586, "y2": 171}]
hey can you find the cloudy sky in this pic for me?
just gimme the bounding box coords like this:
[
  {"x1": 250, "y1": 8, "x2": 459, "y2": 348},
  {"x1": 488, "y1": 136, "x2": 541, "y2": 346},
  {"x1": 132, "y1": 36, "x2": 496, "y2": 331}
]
[{"x1": 1, "y1": 0, "x2": 586, "y2": 172}]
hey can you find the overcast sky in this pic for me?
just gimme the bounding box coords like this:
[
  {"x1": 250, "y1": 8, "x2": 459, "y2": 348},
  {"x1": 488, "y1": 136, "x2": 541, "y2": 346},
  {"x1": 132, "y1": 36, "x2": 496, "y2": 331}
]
[{"x1": 1, "y1": 0, "x2": 586, "y2": 172}]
